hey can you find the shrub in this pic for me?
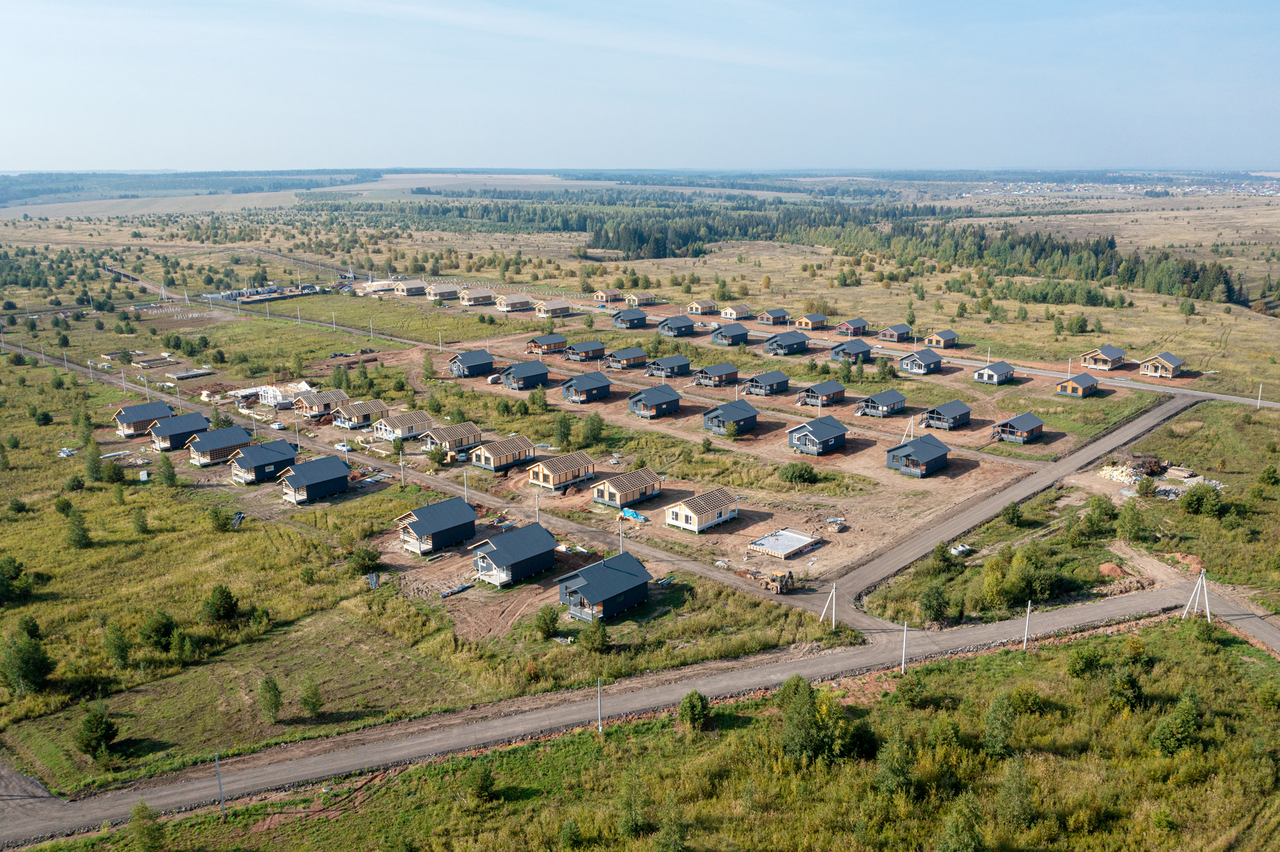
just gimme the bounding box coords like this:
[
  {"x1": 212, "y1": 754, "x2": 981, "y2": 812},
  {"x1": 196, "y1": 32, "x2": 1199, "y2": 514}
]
[
  {"x1": 202, "y1": 584, "x2": 238, "y2": 624},
  {"x1": 677, "y1": 689, "x2": 711, "y2": 732},
  {"x1": 1067, "y1": 644, "x2": 1103, "y2": 678},
  {"x1": 1105, "y1": 666, "x2": 1143, "y2": 712},
  {"x1": 897, "y1": 672, "x2": 925, "y2": 708},
  {"x1": 16, "y1": 614, "x2": 40, "y2": 640},
  {"x1": 0, "y1": 633, "x2": 54, "y2": 696},
  {"x1": 534, "y1": 605, "x2": 559, "y2": 640},
  {"x1": 0, "y1": 555, "x2": 32, "y2": 605},
  {"x1": 209, "y1": 506, "x2": 234, "y2": 533},
  {"x1": 259, "y1": 674, "x2": 282, "y2": 723},
  {"x1": 8, "y1": 497, "x2": 26, "y2": 514},
  {"x1": 103, "y1": 621, "x2": 130, "y2": 669},
  {"x1": 129, "y1": 800, "x2": 164, "y2": 852},
  {"x1": 139, "y1": 612, "x2": 177, "y2": 651},
  {"x1": 63, "y1": 474, "x2": 84, "y2": 492},
  {"x1": 1008, "y1": 684, "x2": 1043, "y2": 716},
  {"x1": 938, "y1": 793, "x2": 985, "y2": 852},
  {"x1": 1150, "y1": 692, "x2": 1200, "y2": 754},
  {"x1": 1259, "y1": 465, "x2": 1279, "y2": 486},
  {"x1": 348, "y1": 546, "x2": 381, "y2": 577},
  {"x1": 778, "y1": 462, "x2": 818, "y2": 484},
  {"x1": 580, "y1": 617, "x2": 609, "y2": 653},
  {"x1": 33, "y1": 411, "x2": 52, "y2": 426},
  {"x1": 300, "y1": 678, "x2": 323, "y2": 718},
  {"x1": 467, "y1": 763, "x2": 495, "y2": 803},
  {"x1": 983, "y1": 693, "x2": 1015, "y2": 757},
  {"x1": 919, "y1": 584, "x2": 948, "y2": 622},
  {"x1": 73, "y1": 701, "x2": 118, "y2": 757},
  {"x1": 1000, "y1": 501, "x2": 1022, "y2": 526},
  {"x1": 1180, "y1": 482, "x2": 1221, "y2": 517}
]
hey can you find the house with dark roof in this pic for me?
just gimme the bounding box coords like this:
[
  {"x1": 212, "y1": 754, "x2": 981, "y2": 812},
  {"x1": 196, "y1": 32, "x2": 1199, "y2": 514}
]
[
  {"x1": 658, "y1": 315, "x2": 695, "y2": 337},
  {"x1": 924, "y1": 329, "x2": 959, "y2": 349},
  {"x1": 557, "y1": 553, "x2": 653, "y2": 622},
  {"x1": 423, "y1": 422, "x2": 483, "y2": 453},
  {"x1": 473, "y1": 523, "x2": 559, "y2": 586},
  {"x1": 114, "y1": 401, "x2": 174, "y2": 438},
  {"x1": 565, "y1": 340, "x2": 606, "y2": 362},
  {"x1": 471, "y1": 435, "x2": 535, "y2": 471},
  {"x1": 666, "y1": 487, "x2": 738, "y2": 533},
  {"x1": 758, "y1": 308, "x2": 789, "y2": 326},
  {"x1": 501, "y1": 361, "x2": 550, "y2": 390},
  {"x1": 397, "y1": 497, "x2": 478, "y2": 554},
  {"x1": 528, "y1": 451, "x2": 595, "y2": 490},
  {"x1": 973, "y1": 361, "x2": 1015, "y2": 385},
  {"x1": 879, "y1": 323, "x2": 913, "y2": 342},
  {"x1": 886, "y1": 434, "x2": 951, "y2": 478},
  {"x1": 628, "y1": 385, "x2": 681, "y2": 419},
  {"x1": 333, "y1": 399, "x2": 390, "y2": 430},
  {"x1": 831, "y1": 339, "x2": 873, "y2": 363},
  {"x1": 710, "y1": 323, "x2": 750, "y2": 346},
  {"x1": 605, "y1": 347, "x2": 648, "y2": 370},
  {"x1": 835, "y1": 318, "x2": 869, "y2": 336},
  {"x1": 856, "y1": 390, "x2": 906, "y2": 418},
  {"x1": 797, "y1": 380, "x2": 847, "y2": 407},
  {"x1": 281, "y1": 456, "x2": 350, "y2": 504},
  {"x1": 787, "y1": 415, "x2": 847, "y2": 456},
  {"x1": 703, "y1": 399, "x2": 758, "y2": 435},
  {"x1": 1081, "y1": 345, "x2": 1126, "y2": 371},
  {"x1": 764, "y1": 330, "x2": 810, "y2": 355},
  {"x1": 645, "y1": 354, "x2": 691, "y2": 377},
  {"x1": 743, "y1": 370, "x2": 790, "y2": 396},
  {"x1": 185, "y1": 426, "x2": 252, "y2": 466},
  {"x1": 992, "y1": 413, "x2": 1044, "y2": 444},
  {"x1": 526, "y1": 334, "x2": 568, "y2": 354},
  {"x1": 562, "y1": 372, "x2": 611, "y2": 403},
  {"x1": 922, "y1": 400, "x2": 971, "y2": 431},
  {"x1": 449, "y1": 350, "x2": 494, "y2": 378},
  {"x1": 1139, "y1": 352, "x2": 1184, "y2": 379},
  {"x1": 692, "y1": 362, "x2": 739, "y2": 386},
  {"x1": 796, "y1": 313, "x2": 827, "y2": 331},
  {"x1": 612, "y1": 308, "x2": 649, "y2": 329},
  {"x1": 149, "y1": 412, "x2": 209, "y2": 451},
  {"x1": 592, "y1": 468, "x2": 663, "y2": 508},
  {"x1": 1057, "y1": 373, "x2": 1099, "y2": 397},
  {"x1": 229, "y1": 440, "x2": 295, "y2": 485},
  {"x1": 899, "y1": 348, "x2": 943, "y2": 375}
]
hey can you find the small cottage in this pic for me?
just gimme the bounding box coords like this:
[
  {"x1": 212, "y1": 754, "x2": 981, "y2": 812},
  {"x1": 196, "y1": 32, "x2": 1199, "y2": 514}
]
[
  {"x1": 708, "y1": 323, "x2": 747, "y2": 346},
  {"x1": 294, "y1": 389, "x2": 349, "y2": 418},
  {"x1": 449, "y1": 350, "x2": 494, "y2": 378},
  {"x1": 721, "y1": 303, "x2": 754, "y2": 321},
  {"x1": 185, "y1": 426, "x2": 251, "y2": 466},
  {"x1": 973, "y1": 361, "x2": 1015, "y2": 385},
  {"x1": 149, "y1": 412, "x2": 210, "y2": 451},
  {"x1": 856, "y1": 390, "x2": 906, "y2": 418},
  {"x1": 423, "y1": 421, "x2": 483, "y2": 453},
  {"x1": 426, "y1": 282, "x2": 460, "y2": 300},
  {"x1": 786, "y1": 415, "x2": 847, "y2": 456},
  {"x1": 612, "y1": 308, "x2": 649, "y2": 329},
  {"x1": 743, "y1": 370, "x2": 789, "y2": 396},
  {"x1": 645, "y1": 354, "x2": 691, "y2": 377},
  {"x1": 606, "y1": 347, "x2": 648, "y2": 370},
  {"x1": 797, "y1": 380, "x2": 846, "y2": 407},
  {"x1": 835, "y1": 318, "x2": 869, "y2": 336},
  {"x1": 628, "y1": 385, "x2": 681, "y2": 419},
  {"x1": 703, "y1": 399, "x2": 758, "y2": 435},
  {"x1": 1139, "y1": 352, "x2": 1184, "y2": 379},
  {"x1": 686, "y1": 300, "x2": 718, "y2": 315},
  {"x1": 692, "y1": 363, "x2": 739, "y2": 387},
  {"x1": 557, "y1": 553, "x2": 653, "y2": 622},
  {"x1": 899, "y1": 348, "x2": 943, "y2": 376},
  {"x1": 764, "y1": 330, "x2": 810, "y2": 355},
  {"x1": 625, "y1": 292, "x2": 655, "y2": 307},
  {"x1": 535, "y1": 299, "x2": 573, "y2": 318},
  {"x1": 886, "y1": 434, "x2": 950, "y2": 478},
  {"x1": 527, "y1": 334, "x2": 568, "y2": 354},
  {"x1": 593, "y1": 288, "x2": 623, "y2": 303},
  {"x1": 471, "y1": 435, "x2": 535, "y2": 471},
  {"x1": 528, "y1": 451, "x2": 595, "y2": 490},
  {"x1": 114, "y1": 401, "x2": 174, "y2": 438},
  {"x1": 473, "y1": 523, "x2": 559, "y2": 586},
  {"x1": 830, "y1": 339, "x2": 873, "y2": 363},
  {"x1": 458, "y1": 287, "x2": 495, "y2": 306},
  {"x1": 796, "y1": 313, "x2": 827, "y2": 331},
  {"x1": 593, "y1": 467, "x2": 663, "y2": 508},
  {"x1": 879, "y1": 324, "x2": 913, "y2": 343},
  {"x1": 281, "y1": 456, "x2": 350, "y2": 504},
  {"x1": 924, "y1": 330, "x2": 959, "y2": 349},
  {"x1": 922, "y1": 400, "x2": 971, "y2": 430},
  {"x1": 496, "y1": 292, "x2": 534, "y2": 312},
  {"x1": 565, "y1": 340, "x2": 606, "y2": 362},
  {"x1": 658, "y1": 315, "x2": 695, "y2": 337},
  {"x1": 562, "y1": 372, "x2": 612, "y2": 403},
  {"x1": 373, "y1": 410, "x2": 433, "y2": 442},
  {"x1": 394, "y1": 280, "x2": 425, "y2": 297},
  {"x1": 758, "y1": 308, "x2": 789, "y2": 326},
  {"x1": 397, "y1": 497, "x2": 477, "y2": 554},
  {"x1": 501, "y1": 361, "x2": 550, "y2": 390},
  {"x1": 229, "y1": 440, "x2": 295, "y2": 485},
  {"x1": 1057, "y1": 373, "x2": 1099, "y2": 398},
  {"x1": 666, "y1": 487, "x2": 738, "y2": 534},
  {"x1": 332, "y1": 399, "x2": 390, "y2": 430},
  {"x1": 992, "y1": 413, "x2": 1044, "y2": 444},
  {"x1": 1081, "y1": 345, "x2": 1126, "y2": 371}
]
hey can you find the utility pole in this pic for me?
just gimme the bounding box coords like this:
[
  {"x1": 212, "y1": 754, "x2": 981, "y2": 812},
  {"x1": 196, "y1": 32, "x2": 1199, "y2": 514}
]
[
  {"x1": 215, "y1": 753, "x2": 226, "y2": 820},
  {"x1": 618, "y1": 516, "x2": 624, "y2": 553},
  {"x1": 1023, "y1": 600, "x2": 1031, "y2": 650},
  {"x1": 400, "y1": 451, "x2": 404, "y2": 485},
  {"x1": 901, "y1": 621, "x2": 908, "y2": 673},
  {"x1": 597, "y1": 677, "x2": 603, "y2": 733},
  {"x1": 535, "y1": 491, "x2": 540, "y2": 524}
]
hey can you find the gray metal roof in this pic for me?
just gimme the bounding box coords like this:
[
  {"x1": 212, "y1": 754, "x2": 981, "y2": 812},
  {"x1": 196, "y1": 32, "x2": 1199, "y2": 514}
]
[
  {"x1": 148, "y1": 412, "x2": 209, "y2": 437},
  {"x1": 997, "y1": 412, "x2": 1044, "y2": 431},
  {"x1": 713, "y1": 323, "x2": 748, "y2": 337},
  {"x1": 115, "y1": 401, "x2": 173, "y2": 423},
  {"x1": 613, "y1": 308, "x2": 648, "y2": 321},
  {"x1": 833, "y1": 339, "x2": 872, "y2": 354},
  {"x1": 565, "y1": 372, "x2": 611, "y2": 391},
  {"x1": 803, "y1": 380, "x2": 847, "y2": 395},
  {"x1": 888, "y1": 433, "x2": 950, "y2": 463},
  {"x1": 475, "y1": 523, "x2": 558, "y2": 570},
  {"x1": 867, "y1": 389, "x2": 906, "y2": 406},
  {"x1": 901, "y1": 348, "x2": 942, "y2": 366},
  {"x1": 707, "y1": 399, "x2": 758, "y2": 422},
  {"x1": 609, "y1": 347, "x2": 647, "y2": 360},
  {"x1": 451, "y1": 350, "x2": 493, "y2": 367},
  {"x1": 504, "y1": 361, "x2": 549, "y2": 378},
  {"x1": 747, "y1": 370, "x2": 789, "y2": 386},
  {"x1": 787, "y1": 414, "x2": 847, "y2": 442},
  {"x1": 1062, "y1": 373, "x2": 1099, "y2": 388},
  {"x1": 761, "y1": 308, "x2": 789, "y2": 318},
  {"x1": 1096, "y1": 345, "x2": 1126, "y2": 359},
  {"x1": 801, "y1": 313, "x2": 827, "y2": 323},
  {"x1": 555, "y1": 552, "x2": 652, "y2": 605},
  {"x1": 186, "y1": 426, "x2": 251, "y2": 453},
  {"x1": 283, "y1": 455, "x2": 350, "y2": 488},
  {"x1": 884, "y1": 323, "x2": 912, "y2": 335},
  {"x1": 1155, "y1": 351, "x2": 1185, "y2": 367},
  {"x1": 930, "y1": 329, "x2": 959, "y2": 341},
  {"x1": 652, "y1": 355, "x2": 690, "y2": 368},
  {"x1": 405, "y1": 497, "x2": 477, "y2": 537},
  {"x1": 231, "y1": 440, "x2": 295, "y2": 468},
  {"x1": 698, "y1": 362, "x2": 738, "y2": 377},
  {"x1": 977, "y1": 361, "x2": 1014, "y2": 374},
  {"x1": 659, "y1": 315, "x2": 694, "y2": 328},
  {"x1": 931, "y1": 400, "x2": 972, "y2": 418},
  {"x1": 767, "y1": 330, "x2": 810, "y2": 346},
  {"x1": 531, "y1": 334, "x2": 567, "y2": 346},
  {"x1": 568, "y1": 340, "x2": 605, "y2": 352},
  {"x1": 629, "y1": 385, "x2": 681, "y2": 404}
]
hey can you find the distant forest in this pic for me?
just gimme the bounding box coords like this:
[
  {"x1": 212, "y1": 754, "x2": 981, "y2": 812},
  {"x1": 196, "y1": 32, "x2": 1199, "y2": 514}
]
[{"x1": 0, "y1": 170, "x2": 379, "y2": 207}]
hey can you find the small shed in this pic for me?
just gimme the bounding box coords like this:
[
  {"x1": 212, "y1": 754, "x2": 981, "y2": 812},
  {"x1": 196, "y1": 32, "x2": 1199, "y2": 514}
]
[
  {"x1": 565, "y1": 340, "x2": 606, "y2": 362},
  {"x1": 1057, "y1": 373, "x2": 1099, "y2": 398},
  {"x1": 502, "y1": 361, "x2": 550, "y2": 390},
  {"x1": 836, "y1": 318, "x2": 868, "y2": 336},
  {"x1": 899, "y1": 348, "x2": 943, "y2": 376},
  {"x1": 612, "y1": 308, "x2": 649, "y2": 329},
  {"x1": 992, "y1": 413, "x2": 1044, "y2": 444},
  {"x1": 666, "y1": 487, "x2": 738, "y2": 534},
  {"x1": 423, "y1": 421, "x2": 483, "y2": 452},
  {"x1": 592, "y1": 468, "x2": 662, "y2": 508},
  {"x1": 557, "y1": 553, "x2": 653, "y2": 622},
  {"x1": 764, "y1": 330, "x2": 810, "y2": 355},
  {"x1": 658, "y1": 315, "x2": 695, "y2": 337},
  {"x1": 924, "y1": 329, "x2": 959, "y2": 349},
  {"x1": 527, "y1": 334, "x2": 568, "y2": 354},
  {"x1": 721, "y1": 304, "x2": 754, "y2": 320},
  {"x1": 535, "y1": 300, "x2": 573, "y2": 318},
  {"x1": 449, "y1": 351, "x2": 494, "y2": 378},
  {"x1": 229, "y1": 440, "x2": 295, "y2": 485},
  {"x1": 703, "y1": 399, "x2": 758, "y2": 435},
  {"x1": 397, "y1": 497, "x2": 477, "y2": 554},
  {"x1": 562, "y1": 372, "x2": 611, "y2": 403},
  {"x1": 149, "y1": 412, "x2": 209, "y2": 451},
  {"x1": 473, "y1": 523, "x2": 558, "y2": 586},
  {"x1": 628, "y1": 385, "x2": 681, "y2": 419},
  {"x1": 787, "y1": 415, "x2": 847, "y2": 456},
  {"x1": 796, "y1": 313, "x2": 827, "y2": 330},
  {"x1": 496, "y1": 292, "x2": 534, "y2": 312},
  {"x1": 886, "y1": 434, "x2": 951, "y2": 478},
  {"x1": 710, "y1": 323, "x2": 750, "y2": 346},
  {"x1": 528, "y1": 451, "x2": 595, "y2": 490},
  {"x1": 879, "y1": 323, "x2": 913, "y2": 342},
  {"x1": 857, "y1": 390, "x2": 906, "y2": 418},
  {"x1": 185, "y1": 426, "x2": 252, "y2": 466},
  {"x1": 459, "y1": 287, "x2": 495, "y2": 306},
  {"x1": 686, "y1": 300, "x2": 718, "y2": 315},
  {"x1": 797, "y1": 380, "x2": 847, "y2": 407},
  {"x1": 743, "y1": 370, "x2": 790, "y2": 396},
  {"x1": 922, "y1": 400, "x2": 971, "y2": 431},
  {"x1": 692, "y1": 363, "x2": 739, "y2": 387},
  {"x1": 115, "y1": 401, "x2": 174, "y2": 438},
  {"x1": 374, "y1": 410, "x2": 433, "y2": 441},
  {"x1": 606, "y1": 347, "x2": 648, "y2": 370},
  {"x1": 973, "y1": 361, "x2": 1015, "y2": 385},
  {"x1": 333, "y1": 399, "x2": 390, "y2": 430},
  {"x1": 1081, "y1": 345, "x2": 1126, "y2": 371},
  {"x1": 281, "y1": 456, "x2": 350, "y2": 504},
  {"x1": 625, "y1": 292, "x2": 654, "y2": 306},
  {"x1": 471, "y1": 435, "x2": 534, "y2": 471},
  {"x1": 758, "y1": 308, "x2": 789, "y2": 326},
  {"x1": 1139, "y1": 352, "x2": 1184, "y2": 379},
  {"x1": 830, "y1": 339, "x2": 873, "y2": 363},
  {"x1": 594, "y1": 288, "x2": 623, "y2": 303},
  {"x1": 645, "y1": 355, "x2": 691, "y2": 377}
]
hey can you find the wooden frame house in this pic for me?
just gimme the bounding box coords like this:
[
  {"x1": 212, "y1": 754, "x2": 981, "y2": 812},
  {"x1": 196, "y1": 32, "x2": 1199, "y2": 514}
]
[
  {"x1": 397, "y1": 497, "x2": 477, "y2": 554},
  {"x1": 393, "y1": 280, "x2": 426, "y2": 296},
  {"x1": 229, "y1": 440, "x2": 295, "y2": 485},
  {"x1": 332, "y1": 399, "x2": 390, "y2": 430},
  {"x1": 878, "y1": 323, "x2": 913, "y2": 343},
  {"x1": 625, "y1": 292, "x2": 654, "y2": 307},
  {"x1": 373, "y1": 410, "x2": 433, "y2": 442},
  {"x1": 796, "y1": 313, "x2": 827, "y2": 330},
  {"x1": 605, "y1": 347, "x2": 648, "y2": 370},
  {"x1": 666, "y1": 487, "x2": 738, "y2": 534},
  {"x1": 886, "y1": 434, "x2": 950, "y2": 478},
  {"x1": 458, "y1": 287, "x2": 495, "y2": 306},
  {"x1": 628, "y1": 385, "x2": 681, "y2": 419},
  {"x1": 764, "y1": 330, "x2": 809, "y2": 355},
  {"x1": 856, "y1": 390, "x2": 906, "y2": 418},
  {"x1": 721, "y1": 303, "x2": 754, "y2": 321},
  {"x1": 1081, "y1": 345, "x2": 1126, "y2": 371},
  {"x1": 703, "y1": 399, "x2": 758, "y2": 435},
  {"x1": 593, "y1": 288, "x2": 623, "y2": 303},
  {"x1": 710, "y1": 323, "x2": 750, "y2": 346},
  {"x1": 473, "y1": 523, "x2": 558, "y2": 587},
  {"x1": 645, "y1": 355, "x2": 691, "y2": 377},
  {"x1": 592, "y1": 467, "x2": 662, "y2": 508},
  {"x1": 501, "y1": 361, "x2": 549, "y2": 390},
  {"x1": 686, "y1": 299, "x2": 718, "y2": 315},
  {"x1": 1056, "y1": 373, "x2": 1099, "y2": 397},
  {"x1": 528, "y1": 451, "x2": 595, "y2": 490},
  {"x1": 562, "y1": 371, "x2": 611, "y2": 403},
  {"x1": 526, "y1": 334, "x2": 568, "y2": 354},
  {"x1": 922, "y1": 400, "x2": 971, "y2": 431},
  {"x1": 557, "y1": 553, "x2": 652, "y2": 622},
  {"x1": 294, "y1": 389, "x2": 349, "y2": 419},
  {"x1": 835, "y1": 318, "x2": 868, "y2": 336},
  {"x1": 471, "y1": 435, "x2": 535, "y2": 471},
  {"x1": 281, "y1": 456, "x2": 350, "y2": 504},
  {"x1": 449, "y1": 350, "x2": 494, "y2": 378},
  {"x1": 992, "y1": 413, "x2": 1044, "y2": 444},
  {"x1": 692, "y1": 363, "x2": 739, "y2": 387},
  {"x1": 114, "y1": 401, "x2": 174, "y2": 438},
  {"x1": 658, "y1": 315, "x2": 695, "y2": 337},
  {"x1": 185, "y1": 426, "x2": 251, "y2": 466},
  {"x1": 797, "y1": 380, "x2": 846, "y2": 407},
  {"x1": 1139, "y1": 352, "x2": 1184, "y2": 379},
  {"x1": 496, "y1": 293, "x2": 534, "y2": 312},
  {"x1": 899, "y1": 348, "x2": 943, "y2": 375},
  {"x1": 426, "y1": 282, "x2": 460, "y2": 300},
  {"x1": 743, "y1": 370, "x2": 789, "y2": 396},
  {"x1": 786, "y1": 415, "x2": 847, "y2": 456},
  {"x1": 149, "y1": 412, "x2": 209, "y2": 451},
  {"x1": 973, "y1": 361, "x2": 1015, "y2": 385},
  {"x1": 423, "y1": 421, "x2": 483, "y2": 453},
  {"x1": 831, "y1": 339, "x2": 872, "y2": 362},
  {"x1": 758, "y1": 308, "x2": 789, "y2": 326},
  {"x1": 612, "y1": 308, "x2": 649, "y2": 329},
  {"x1": 535, "y1": 299, "x2": 572, "y2": 318},
  {"x1": 564, "y1": 340, "x2": 606, "y2": 362},
  {"x1": 924, "y1": 329, "x2": 959, "y2": 349}
]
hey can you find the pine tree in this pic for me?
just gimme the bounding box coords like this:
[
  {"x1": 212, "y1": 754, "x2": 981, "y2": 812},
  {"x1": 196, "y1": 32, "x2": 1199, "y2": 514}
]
[
  {"x1": 128, "y1": 800, "x2": 164, "y2": 852},
  {"x1": 66, "y1": 509, "x2": 91, "y2": 549},
  {"x1": 157, "y1": 453, "x2": 177, "y2": 487},
  {"x1": 84, "y1": 436, "x2": 101, "y2": 482},
  {"x1": 259, "y1": 674, "x2": 283, "y2": 723},
  {"x1": 0, "y1": 444, "x2": 9, "y2": 472}
]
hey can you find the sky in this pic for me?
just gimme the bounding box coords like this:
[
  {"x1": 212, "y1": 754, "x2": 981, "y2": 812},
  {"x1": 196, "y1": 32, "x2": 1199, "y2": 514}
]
[{"x1": 3, "y1": 0, "x2": 1277, "y2": 171}]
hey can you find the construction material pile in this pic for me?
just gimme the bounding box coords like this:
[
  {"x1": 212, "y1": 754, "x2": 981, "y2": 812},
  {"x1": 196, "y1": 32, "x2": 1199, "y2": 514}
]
[{"x1": 1097, "y1": 463, "x2": 1141, "y2": 484}]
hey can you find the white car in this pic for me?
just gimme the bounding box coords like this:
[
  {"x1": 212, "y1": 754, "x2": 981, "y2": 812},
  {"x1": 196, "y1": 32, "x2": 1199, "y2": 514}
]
[
  {"x1": 487, "y1": 374, "x2": 503, "y2": 384},
  {"x1": 270, "y1": 422, "x2": 285, "y2": 430},
  {"x1": 334, "y1": 443, "x2": 352, "y2": 452}
]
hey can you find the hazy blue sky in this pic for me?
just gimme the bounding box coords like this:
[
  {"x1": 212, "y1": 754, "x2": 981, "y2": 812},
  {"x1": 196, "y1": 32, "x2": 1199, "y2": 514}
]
[{"x1": 5, "y1": 1, "x2": 1276, "y2": 171}]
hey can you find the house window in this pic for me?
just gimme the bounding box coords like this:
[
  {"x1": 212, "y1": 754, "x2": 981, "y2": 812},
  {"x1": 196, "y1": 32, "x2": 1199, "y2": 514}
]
[
  {"x1": 716, "y1": 509, "x2": 722, "y2": 519},
  {"x1": 671, "y1": 510, "x2": 679, "y2": 520},
  {"x1": 685, "y1": 514, "x2": 693, "y2": 524}
]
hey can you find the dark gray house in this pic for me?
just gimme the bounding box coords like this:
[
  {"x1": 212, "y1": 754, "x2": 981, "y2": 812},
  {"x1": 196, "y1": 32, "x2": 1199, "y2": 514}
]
[
  {"x1": 703, "y1": 399, "x2": 758, "y2": 435},
  {"x1": 787, "y1": 415, "x2": 847, "y2": 456},
  {"x1": 744, "y1": 370, "x2": 790, "y2": 396},
  {"x1": 764, "y1": 330, "x2": 810, "y2": 355},
  {"x1": 562, "y1": 371, "x2": 611, "y2": 403},
  {"x1": 281, "y1": 456, "x2": 350, "y2": 504},
  {"x1": 692, "y1": 363, "x2": 739, "y2": 387},
  {"x1": 449, "y1": 350, "x2": 494, "y2": 378},
  {"x1": 527, "y1": 334, "x2": 568, "y2": 354},
  {"x1": 115, "y1": 401, "x2": 174, "y2": 438},
  {"x1": 605, "y1": 347, "x2": 648, "y2": 370},
  {"x1": 758, "y1": 308, "x2": 789, "y2": 326},
  {"x1": 710, "y1": 323, "x2": 750, "y2": 346},
  {"x1": 857, "y1": 389, "x2": 906, "y2": 417},
  {"x1": 473, "y1": 523, "x2": 558, "y2": 586},
  {"x1": 797, "y1": 380, "x2": 847, "y2": 407},
  {"x1": 658, "y1": 315, "x2": 695, "y2": 337},
  {"x1": 886, "y1": 434, "x2": 951, "y2": 478},
  {"x1": 830, "y1": 339, "x2": 873, "y2": 363},
  {"x1": 923, "y1": 400, "x2": 971, "y2": 430},
  {"x1": 565, "y1": 340, "x2": 606, "y2": 362},
  {"x1": 645, "y1": 355, "x2": 691, "y2": 377},
  {"x1": 229, "y1": 440, "x2": 296, "y2": 485},
  {"x1": 397, "y1": 497, "x2": 478, "y2": 554},
  {"x1": 186, "y1": 426, "x2": 252, "y2": 466},
  {"x1": 612, "y1": 308, "x2": 649, "y2": 329},
  {"x1": 149, "y1": 412, "x2": 209, "y2": 451},
  {"x1": 557, "y1": 552, "x2": 653, "y2": 622},
  {"x1": 992, "y1": 413, "x2": 1045, "y2": 444},
  {"x1": 628, "y1": 385, "x2": 681, "y2": 419},
  {"x1": 502, "y1": 361, "x2": 550, "y2": 390},
  {"x1": 899, "y1": 348, "x2": 943, "y2": 376}
]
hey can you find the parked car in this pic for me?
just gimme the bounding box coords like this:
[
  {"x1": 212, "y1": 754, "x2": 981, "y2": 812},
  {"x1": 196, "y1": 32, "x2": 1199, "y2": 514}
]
[
  {"x1": 487, "y1": 374, "x2": 503, "y2": 384},
  {"x1": 334, "y1": 442, "x2": 352, "y2": 452},
  {"x1": 270, "y1": 422, "x2": 285, "y2": 430}
]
